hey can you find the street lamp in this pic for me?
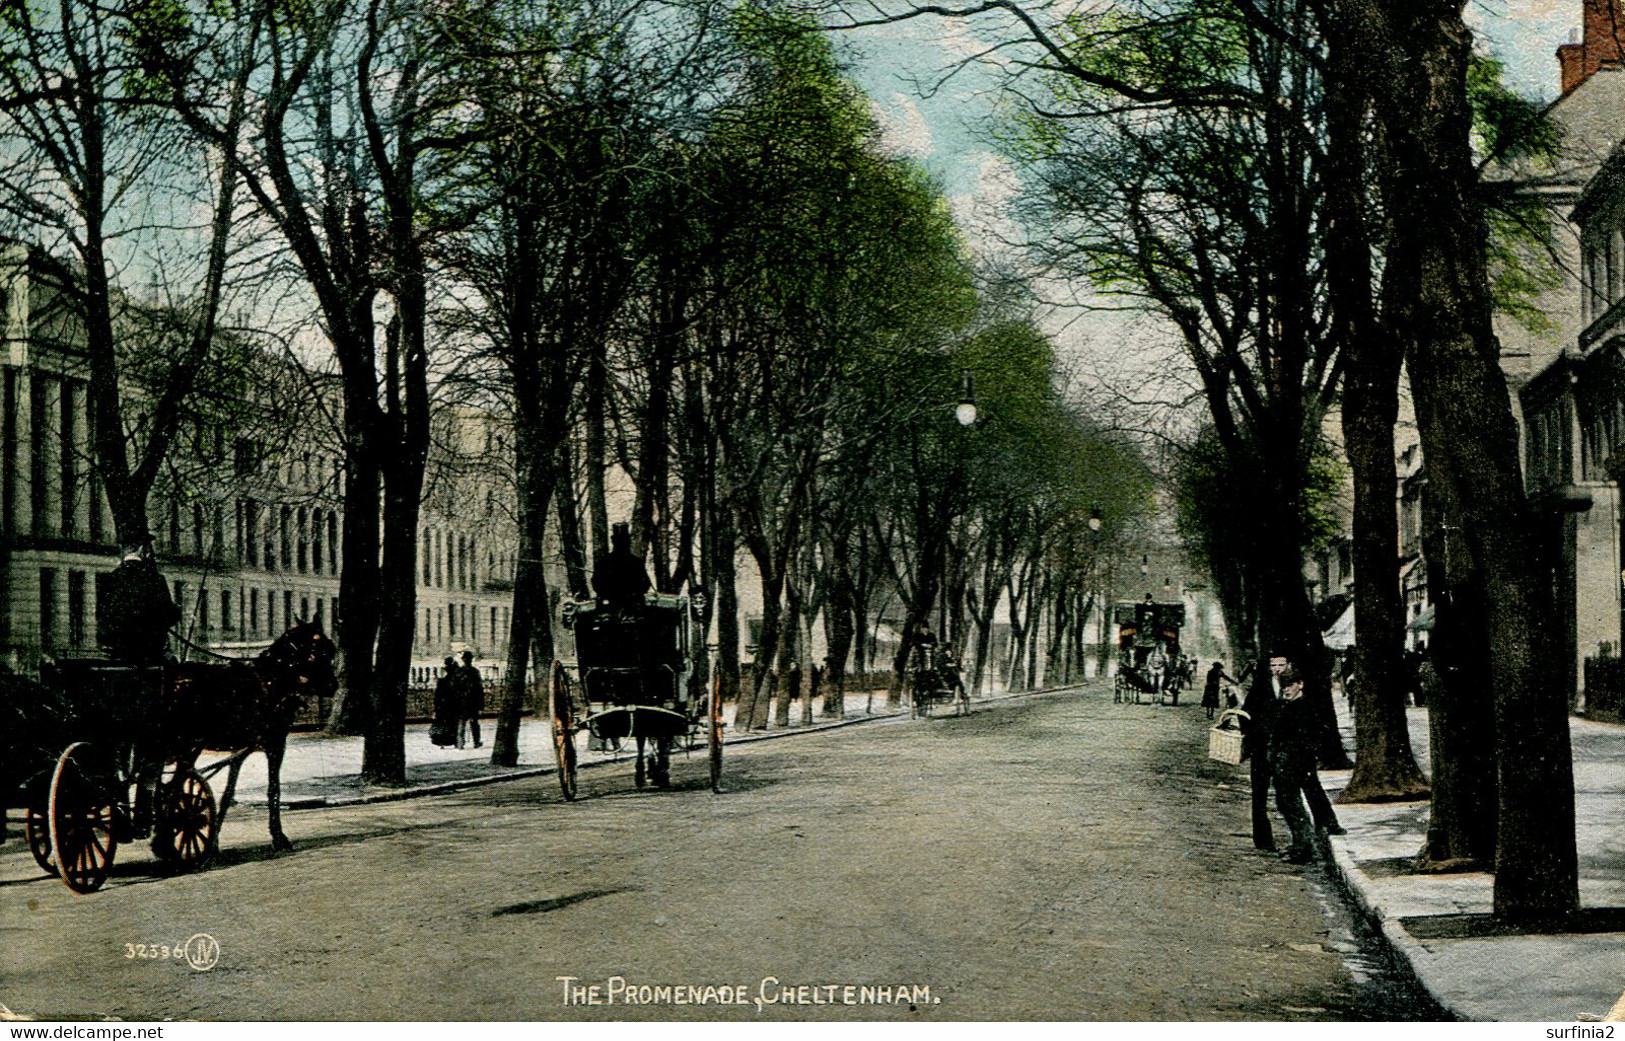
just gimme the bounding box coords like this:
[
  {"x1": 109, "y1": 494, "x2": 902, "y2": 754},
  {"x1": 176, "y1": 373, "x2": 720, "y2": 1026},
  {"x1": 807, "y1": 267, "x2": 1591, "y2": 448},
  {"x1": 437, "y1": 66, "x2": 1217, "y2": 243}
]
[
  {"x1": 955, "y1": 370, "x2": 977, "y2": 427},
  {"x1": 1088, "y1": 509, "x2": 1102, "y2": 533}
]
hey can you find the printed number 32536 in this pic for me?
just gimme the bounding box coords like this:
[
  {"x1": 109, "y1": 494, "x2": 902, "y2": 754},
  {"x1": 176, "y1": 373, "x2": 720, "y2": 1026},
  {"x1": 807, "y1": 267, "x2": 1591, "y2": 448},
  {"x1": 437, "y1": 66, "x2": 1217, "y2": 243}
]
[{"x1": 124, "y1": 942, "x2": 184, "y2": 960}]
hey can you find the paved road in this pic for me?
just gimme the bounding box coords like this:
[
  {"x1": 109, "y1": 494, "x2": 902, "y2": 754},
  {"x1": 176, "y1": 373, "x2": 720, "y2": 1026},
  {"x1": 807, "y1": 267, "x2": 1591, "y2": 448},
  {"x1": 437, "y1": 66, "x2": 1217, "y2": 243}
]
[{"x1": 0, "y1": 686, "x2": 1442, "y2": 1021}]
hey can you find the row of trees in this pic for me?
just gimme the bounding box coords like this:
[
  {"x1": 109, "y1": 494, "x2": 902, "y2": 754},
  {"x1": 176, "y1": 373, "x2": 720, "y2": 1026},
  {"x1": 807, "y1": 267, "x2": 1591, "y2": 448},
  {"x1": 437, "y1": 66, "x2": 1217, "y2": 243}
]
[
  {"x1": 0, "y1": 0, "x2": 1150, "y2": 785},
  {"x1": 826, "y1": 0, "x2": 1576, "y2": 920}
]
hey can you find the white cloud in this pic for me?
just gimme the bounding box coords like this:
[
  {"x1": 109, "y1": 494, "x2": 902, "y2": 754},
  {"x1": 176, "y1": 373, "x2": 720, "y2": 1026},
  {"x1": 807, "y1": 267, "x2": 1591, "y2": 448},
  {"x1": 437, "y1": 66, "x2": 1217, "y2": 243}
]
[
  {"x1": 873, "y1": 93, "x2": 934, "y2": 159},
  {"x1": 949, "y1": 151, "x2": 1019, "y2": 234}
]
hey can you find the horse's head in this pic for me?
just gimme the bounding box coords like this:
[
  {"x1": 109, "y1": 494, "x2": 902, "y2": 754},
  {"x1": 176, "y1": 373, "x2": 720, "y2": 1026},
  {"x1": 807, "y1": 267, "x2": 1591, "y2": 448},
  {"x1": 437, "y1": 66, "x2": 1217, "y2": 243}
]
[{"x1": 263, "y1": 621, "x2": 339, "y2": 699}]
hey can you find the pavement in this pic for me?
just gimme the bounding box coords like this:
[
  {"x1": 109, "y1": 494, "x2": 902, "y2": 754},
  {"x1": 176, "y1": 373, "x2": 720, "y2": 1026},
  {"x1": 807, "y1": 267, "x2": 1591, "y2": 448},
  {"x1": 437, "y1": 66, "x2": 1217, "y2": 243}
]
[
  {"x1": 1298, "y1": 695, "x2": 1625, "y2": 1022},
  {"x1": 211, "y1": 688, "x2": 972, "y2": 809},
  {"x1": 204, "y1": 676, "x2": 1625, "y2": 1021}
]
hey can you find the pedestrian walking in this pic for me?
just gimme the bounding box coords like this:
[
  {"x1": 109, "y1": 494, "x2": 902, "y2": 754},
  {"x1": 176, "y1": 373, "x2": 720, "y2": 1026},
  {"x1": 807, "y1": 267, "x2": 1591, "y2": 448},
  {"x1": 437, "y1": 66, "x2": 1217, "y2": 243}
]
[
  {"x1": 786, "y1": 660, "x2": 802, "y2": 710},
  {"x1": 1268, "y1": 666, "x2": 1320, "y2": 863},
  {"x1": 1241, "y1": 653, "x2": 1285, "y2": 851},
  {"x1": 459, "y1": 650, "x2": 484, "y2": 749},
  {"x1": 1202, "y1": 661, "x2": 1232, "y2": 719},
  {"x1": 810, "y1": 661, "x2": 823, "y2": 706},
  {"x1": 431, "y1": 657, "x2": 459, "y2": 748}
]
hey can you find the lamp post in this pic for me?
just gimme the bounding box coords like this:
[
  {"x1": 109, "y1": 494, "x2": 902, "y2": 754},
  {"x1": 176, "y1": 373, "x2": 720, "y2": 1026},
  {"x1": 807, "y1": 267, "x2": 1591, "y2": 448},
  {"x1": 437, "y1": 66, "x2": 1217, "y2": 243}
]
[{"x1": 956, "y1": 370, "x2": 977, "y2": 427}]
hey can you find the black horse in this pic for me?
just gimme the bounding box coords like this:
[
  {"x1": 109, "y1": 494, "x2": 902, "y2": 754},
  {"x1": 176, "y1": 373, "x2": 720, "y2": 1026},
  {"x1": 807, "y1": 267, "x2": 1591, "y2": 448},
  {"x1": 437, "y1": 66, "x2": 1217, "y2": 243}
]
[{"x1": 169, "y1": 620, "x2": 337, "y2": 852}]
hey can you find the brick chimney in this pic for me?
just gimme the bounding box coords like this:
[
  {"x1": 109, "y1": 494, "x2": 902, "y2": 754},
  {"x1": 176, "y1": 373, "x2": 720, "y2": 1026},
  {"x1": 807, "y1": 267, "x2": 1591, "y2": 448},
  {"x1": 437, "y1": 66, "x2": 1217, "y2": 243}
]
[{"x1": 1560, "y1": 0, "x2": 1625, "y2": 94}]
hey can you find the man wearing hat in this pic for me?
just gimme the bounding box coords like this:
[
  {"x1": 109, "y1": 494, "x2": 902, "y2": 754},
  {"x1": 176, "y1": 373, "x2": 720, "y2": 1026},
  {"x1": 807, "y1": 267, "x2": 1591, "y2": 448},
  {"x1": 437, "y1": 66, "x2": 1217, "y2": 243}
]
[
  {"x1": 459, "y1": 650, "x2": 484, "y2": 749},
  {"x1": 96, "y1": 537, "x2": 180, "y2": 666},
  {"x1": 592, "y1": 521, "x2": 651, "y2": 607}
]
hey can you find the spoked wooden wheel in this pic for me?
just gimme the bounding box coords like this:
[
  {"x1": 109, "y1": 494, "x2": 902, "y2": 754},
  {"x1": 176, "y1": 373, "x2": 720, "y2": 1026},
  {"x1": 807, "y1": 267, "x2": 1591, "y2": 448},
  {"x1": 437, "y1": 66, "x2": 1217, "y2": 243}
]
[
  {"x1": 152, "y1": 764, "x2": 217, "y2": 871},
  {"x1": 551, "y1": 659, "x2": 579, "y2": 802},
  {"x1": 48, "y1": 742, "x2": 119, "y2": 894},
  {"x1": 25, "y1": 791, "x2": 57, "y2": 877},
  {"x1": 708, "y1": 673, "x2": 724, "y2": 793}
]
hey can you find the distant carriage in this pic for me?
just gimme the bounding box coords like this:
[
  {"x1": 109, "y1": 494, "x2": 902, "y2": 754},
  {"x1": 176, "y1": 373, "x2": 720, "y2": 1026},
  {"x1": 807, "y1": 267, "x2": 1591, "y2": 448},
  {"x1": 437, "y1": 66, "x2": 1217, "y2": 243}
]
[
  {"x1": 551, "y1": 593, "x2": 720, "y2": 799},
  {"x1": 909, "y1": 642, "x2": 969, "y2": 718},
  {"x1": 1113, "y1": 600, "x2": 1185, "y2": 705},
  {"x1": 1, "y1": 623, "x2": 336, "y2": 893}
]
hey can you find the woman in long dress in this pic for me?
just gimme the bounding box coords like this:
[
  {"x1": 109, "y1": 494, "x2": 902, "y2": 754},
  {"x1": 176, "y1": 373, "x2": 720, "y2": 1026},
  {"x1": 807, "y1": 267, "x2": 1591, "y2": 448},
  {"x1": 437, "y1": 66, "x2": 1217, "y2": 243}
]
[{"x1": 431, "y1": 657, "x2": 459, "y2": 747}]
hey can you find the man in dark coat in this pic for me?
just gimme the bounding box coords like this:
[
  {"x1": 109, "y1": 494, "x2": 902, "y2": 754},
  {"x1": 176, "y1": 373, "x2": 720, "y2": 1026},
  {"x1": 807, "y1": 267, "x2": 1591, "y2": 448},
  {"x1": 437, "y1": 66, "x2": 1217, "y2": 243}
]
[
  {"x1": 1269, "y1": 666, "x2": 1321, "y2": 863},
  {"x1": 592, "y1": 522, "x2": 651, "y2": 606},
  {"x1": 459, "y1": 650, "x2": 484, "y2": 749},
  {"x1": 1241, "y1": 654, "x2": 1285, "y2": 851},
  {"x1": 97, "y1": 540, "x2": 180, "y2": 665}
]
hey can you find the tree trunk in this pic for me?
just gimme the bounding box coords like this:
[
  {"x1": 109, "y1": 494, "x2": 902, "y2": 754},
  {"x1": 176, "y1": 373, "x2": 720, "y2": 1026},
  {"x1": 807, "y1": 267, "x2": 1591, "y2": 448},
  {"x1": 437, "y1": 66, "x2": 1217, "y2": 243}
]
[
  {"x1": 585, "y1": 335, "x2": 610, "y2": 561},
  {"x1": 554, "y1": 440, "x2": 590, "y2": 601},
  {"x1": 1319, "y1": 12, "x2": 1429, "y2": 801},
  {"x1": 1417, "y1": 453, "x2": 1498, "y2": 867},
  {"x1": 1344, "y1": 0, "x2": 1577, "y2": 919}
]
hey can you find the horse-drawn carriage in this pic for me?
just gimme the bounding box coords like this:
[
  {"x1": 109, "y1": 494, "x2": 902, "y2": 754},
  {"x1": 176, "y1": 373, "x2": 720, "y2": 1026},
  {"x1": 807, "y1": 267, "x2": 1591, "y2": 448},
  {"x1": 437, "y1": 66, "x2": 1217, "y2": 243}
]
[
  {"x1": 910, "y1": 642, "x2": 969, "y2": 718},
  {"x1": 551, "y1": 593, "x2": 720, "y2": 799},
  {"x1": 1, "y1": 623, "x2": 336, "y2": 893},
  {"x1": 1112, "y1": 599, "x2": 1186, "y2": 705}
]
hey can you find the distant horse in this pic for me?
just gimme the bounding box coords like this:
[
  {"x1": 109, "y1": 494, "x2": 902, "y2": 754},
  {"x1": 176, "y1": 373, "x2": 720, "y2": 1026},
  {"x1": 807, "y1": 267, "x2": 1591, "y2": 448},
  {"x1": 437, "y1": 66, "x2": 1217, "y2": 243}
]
[{"x1": 168, "y1": 621, "x2": 337, "y2": 853}]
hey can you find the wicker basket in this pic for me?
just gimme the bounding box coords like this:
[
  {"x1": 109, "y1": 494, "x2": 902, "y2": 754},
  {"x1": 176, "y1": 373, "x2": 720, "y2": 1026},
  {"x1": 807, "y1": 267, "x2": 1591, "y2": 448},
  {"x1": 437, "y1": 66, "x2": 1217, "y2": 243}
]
[{"x1": 1207, "y1": 709, "x2": 1249, "y2": 765}]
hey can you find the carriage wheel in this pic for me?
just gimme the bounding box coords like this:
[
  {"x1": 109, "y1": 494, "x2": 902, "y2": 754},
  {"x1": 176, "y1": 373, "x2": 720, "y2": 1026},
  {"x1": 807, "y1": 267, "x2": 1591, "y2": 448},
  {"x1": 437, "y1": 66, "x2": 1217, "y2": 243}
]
[
  {"x1": 48, "y1": 742, "x2": 119, "y2": 895},
  {"x1": 25, "y1": 803, "x2": 57, "y2": 877},
  {"x1": 550, "y1": 659, "x2": 579, "y2": 802},
  {"x1": 151, "y1": 766, "x2": 217, "y2": 871},
  {"x1": 708, "y1": 674, "x2": 724, "y2": 794}
]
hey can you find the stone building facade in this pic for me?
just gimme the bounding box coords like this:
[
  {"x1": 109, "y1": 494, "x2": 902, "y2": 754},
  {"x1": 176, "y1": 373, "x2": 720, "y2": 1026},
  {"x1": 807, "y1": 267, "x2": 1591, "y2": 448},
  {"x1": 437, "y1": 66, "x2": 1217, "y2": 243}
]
[{"x1": 0, "y1": 242, "x2": 524, "y2": 701}]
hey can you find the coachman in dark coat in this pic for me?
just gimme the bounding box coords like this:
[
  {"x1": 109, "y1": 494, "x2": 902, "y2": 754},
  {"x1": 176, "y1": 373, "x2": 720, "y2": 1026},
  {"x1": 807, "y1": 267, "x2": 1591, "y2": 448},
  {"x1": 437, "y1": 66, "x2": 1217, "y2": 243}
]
[
  {"x1": 97, "y1": 541, "x2": 180, "y2": 665},
  {"x1": 592, "y1": 522, "x2": 651, "y2": 606}
]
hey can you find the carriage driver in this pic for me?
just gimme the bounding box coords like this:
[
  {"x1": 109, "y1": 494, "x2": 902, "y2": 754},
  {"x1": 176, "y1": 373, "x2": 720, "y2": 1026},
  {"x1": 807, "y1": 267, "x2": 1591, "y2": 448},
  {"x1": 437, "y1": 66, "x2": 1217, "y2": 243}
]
[
  {"x1": 97, "y1": 536, "x2": 181, "y2": 666},
  {"x1": 592, "y1": 521, "x2": 652, "y2": 607}
]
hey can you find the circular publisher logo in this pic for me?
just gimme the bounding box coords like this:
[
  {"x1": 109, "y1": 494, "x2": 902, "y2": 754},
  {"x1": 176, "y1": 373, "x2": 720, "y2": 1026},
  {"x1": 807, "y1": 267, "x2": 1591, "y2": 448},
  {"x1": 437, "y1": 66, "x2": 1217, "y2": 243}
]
[{"x1": 184, "y1": 933, "x2": 220, "y2": 972}]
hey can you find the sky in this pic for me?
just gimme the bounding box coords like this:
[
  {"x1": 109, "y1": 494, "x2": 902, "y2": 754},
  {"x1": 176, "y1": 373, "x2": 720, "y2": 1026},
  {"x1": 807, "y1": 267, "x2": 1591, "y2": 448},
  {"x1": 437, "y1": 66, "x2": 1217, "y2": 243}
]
[{"x1": 824, "y1": 1, "x2": 1588, "y2": 402}]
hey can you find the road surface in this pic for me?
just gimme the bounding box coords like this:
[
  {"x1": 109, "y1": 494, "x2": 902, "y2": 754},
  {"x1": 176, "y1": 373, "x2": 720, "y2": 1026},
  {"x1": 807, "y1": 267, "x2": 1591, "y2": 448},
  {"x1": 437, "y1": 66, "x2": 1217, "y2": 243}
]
[{"x1": 0, "y1": 686, "x2": 1443, "y2": 1021}]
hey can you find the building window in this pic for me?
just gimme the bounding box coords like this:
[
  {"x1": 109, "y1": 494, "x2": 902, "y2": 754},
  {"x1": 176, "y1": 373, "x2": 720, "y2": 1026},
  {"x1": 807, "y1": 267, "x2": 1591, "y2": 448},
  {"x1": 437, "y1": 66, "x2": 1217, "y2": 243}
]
[
  {"x1": 246, "y1": 499, "x2": 259, "y2": 567},
  {"x1": 296, "y1": 508, "x2": 308, "y2": 573},
  {"x1": 312, "y1": 509, "x2": 323, "y2": 574},
  {"x1": 250, "y1": 588, "x2": 260, "y2": 636},
  {"x1": 280, "y1": 507, "x2": 292, "y2": 570},
  {"x1": 300, "y1": 596, "x2": 309, "y2": 622},
  {"x1": 39, "y1": 568, "x2": 58, "y2": 652},
  {"x1": 193, "y1": 502, "x2": 205, "y2": 558},
  {"x1": 266, "y1": 587, "x2": 276, "y2": 634},
  {"x1": 67, "y1": 569, "x2": 84, "y2": 649},
  {"x1": 221, "y1": 589, "x2": 233, "y2": 633},
  {"x1": 284, "y1": 590, "x2": 293, "y2": 629},
  {"x1": 59, "y1": 382, "x2": 76, "y2": 538},
  {"x1": 198, "y1": 588, "x2": 209, "y2": 636},
  {"x1": 328, "y1": 514, "x2": 339, "y2": 574},
  {"x1": 422, "y1": 529, "x2": 432, "y2": 586}
]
